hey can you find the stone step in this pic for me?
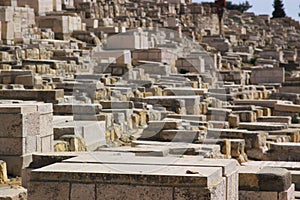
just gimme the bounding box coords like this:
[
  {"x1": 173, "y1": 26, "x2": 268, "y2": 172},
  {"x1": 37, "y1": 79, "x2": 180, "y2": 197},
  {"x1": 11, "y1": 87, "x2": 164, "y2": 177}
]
[
  {"x1": 257, "y1": 116, "x2": 292, "y2": 124},
  {"x1": 275, "y1": 103, "x2": 300, "y2": 113},
  {"x1": 239, "y1": 122, "x2": 288, "y2": 131},
  {"x1": 234, "y1": 99, "x2": 287, "y2": 108}
]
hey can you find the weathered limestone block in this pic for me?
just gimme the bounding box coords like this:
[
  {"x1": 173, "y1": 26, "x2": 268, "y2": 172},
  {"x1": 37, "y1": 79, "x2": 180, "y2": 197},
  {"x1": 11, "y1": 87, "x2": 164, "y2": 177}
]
[
  {"x1": 229, "y1": 139, "x2": 246, "y2": 157},
  {"x1": 269, "y1": 92, "x2": 300, "y2": 104},
  {"x1": 264, "y1": 142, "x2": 300, "y2": 161},
  {"x1": 208, "y1": 121, "x2": 229, "y2": 129},
  {"x1": 54, "y1": 141, "x2": 69, "y2": 152},
  {"x1": 228, "y1": 114, "x2": 239, "y2": 128},
  {"x1": 54, "y1": 120, "x2": 106, "y2": 151},
  {"x1": 134, "y1": 109, "x2": 147, "y2": 127},
  {"x1": 59, "y1": 135, "x2": 86, "y2": 152},
  {"x1": 159, "y1": 130, "x2": 206, "y2": 142},
  {"x1": 239, "y1": 122, "x2": 288, "y2": 131},
  {"x1": 53, "y1": 104, "x2": 102, "y2": 115},
  {"x1": 139, "y1": 119, "x2": 183, "y2": 140},
  {"x1": 0, "y1": 89, "x2": 64, "y2": 103},
  {"x1": 268, "y1": 129, "x2": 300, "y2": 143},
  {"x1": 207, "y1": 108, "x2": 231, "y2": 121},
  {"x1": 66, "y1": 153, "x2": 238, "y2": 200},
  {"x1": 99, "y1": 101, "x2": 133, "y2": 109},
  {"x1": 257, "y1": 116, "x2": 291, "y2": 124},
  {"x1": 234, "y1": 100, "x2": 282, "y2": 109},
  {"x1": 207, "y1": 128, "x2": 267, "y2": 160},
  {"x1": 146, "y1": 87, "x2": 163, "y2": 96},
  {"x1": 163, "y1": 88, "x2": 207, "y2": 96},
  {"x1": 145, "y1": 96, "x2": 201, "y2": 115},
  {"x1": 275, "y1": 103, "x2": 300, "y2": 113},
  {"x1": 204, "y1": 139, "x2": 232, "y2": 159},
  {"x1": 233, "y1": 111, "x2": 256, "y2": 122},
  {"x1": 0, "y1": 186, "x2": 27, "y2": 200},
  {"x1": 243, "y1": 161, "x2": 300, "y2": 193},
  {"x1": 250, "y1": 67, "x2": 285, "y2": 84},
  {"x1": 29, "y1": 153, "x2": 231, "y2": 200},
  {"x1": 0, "y1": 160, "x2": 8, "y2": 183},
  {"x1": 239, "y1": 166, "x2": 294, "y2": 200}
]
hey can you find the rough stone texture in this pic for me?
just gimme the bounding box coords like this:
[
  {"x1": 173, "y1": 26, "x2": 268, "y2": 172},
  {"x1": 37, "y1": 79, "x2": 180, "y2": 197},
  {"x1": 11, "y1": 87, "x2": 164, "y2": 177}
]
[
  {"x1": 0, "y1": 160, "x2": 8, "y2": 183},
  {"x1": 71, "y1": 183, "x2": 95, "y2": 200},
  {"x1": 0, "y1": 186, "x2": 27, "y2": 200},
  {"x1": 96, "y1": 184, "x2": 173, "y2": 200},
  {"x1": 28, "y1": 182, "x2": 70, "y2": 200}
]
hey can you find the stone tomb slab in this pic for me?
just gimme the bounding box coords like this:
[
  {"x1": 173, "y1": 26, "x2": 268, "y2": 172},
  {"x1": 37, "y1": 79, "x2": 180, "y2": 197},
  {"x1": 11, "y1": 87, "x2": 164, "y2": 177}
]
[
  {"x1": 28, "y1": 161, "x2": 225, "y2": 200},
  {"x1": 64, "y1": 152, "x2": 238, "y2": 200}
]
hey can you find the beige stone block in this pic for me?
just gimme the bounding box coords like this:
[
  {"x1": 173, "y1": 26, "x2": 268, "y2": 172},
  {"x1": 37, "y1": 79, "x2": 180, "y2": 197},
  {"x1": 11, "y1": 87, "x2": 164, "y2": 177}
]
[
  {"x1": 54, "y1": 140, "x2": 69, "y2": 152},
  {"x1": 275, "y1": 103, "x2": 300, "y2": 113},
  {"x1": 60, "y1": 135, "x2": 86, "y2": 152},
  {"x1": 228, "y1": 114, "x2": 239, "y2": 128},
  {"x1": 0, "y1": 160, "x2": 8, "y2": 183},
  {"x1": 0, "y1": 52, "x2": 9, "y2": 62}
]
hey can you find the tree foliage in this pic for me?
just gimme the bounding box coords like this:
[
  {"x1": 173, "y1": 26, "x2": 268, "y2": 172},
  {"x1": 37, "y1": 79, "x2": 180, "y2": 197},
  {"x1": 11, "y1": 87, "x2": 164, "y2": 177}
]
[
  {"x1": 226, "y1": 1, "x2": 252, "y2": 13},
  {"x1": 272, "y1": 0, "x2": 286, "y2": 18}
]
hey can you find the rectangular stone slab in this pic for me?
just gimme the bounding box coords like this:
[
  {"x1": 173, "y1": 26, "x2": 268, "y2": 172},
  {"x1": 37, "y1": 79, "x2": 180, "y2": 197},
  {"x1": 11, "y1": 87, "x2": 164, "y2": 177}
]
[
  {"x1": 30, "y1": 162, "x2": 223, "y2": 187},
  {"x1": 0, "y1": 89, "x2": 64, "y2": 103},
  {"x1": 96, "y1": 146, "x2": 169, "y2": 157},
  {"x1": 275, "y1": 103, "x2": 300, "y2": 113},
  {"x1": 242, "y1": 161, "x2": 300, "y2": 171},
  {"x1": 234, "y1": 100, "x2": 283, "y2": 108},
  {"x1": 239, "y1": 122, "x2": 287, "y2": 131},
  {"x1": 63, "y1": 153, "x2": 237, "y2": 200},
  {"x1": 64, "y1": 152, "x2": 237, "y2": 176},
  {"x1": 53, "y1": 104, "x2": 102, "y2": 115}
]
